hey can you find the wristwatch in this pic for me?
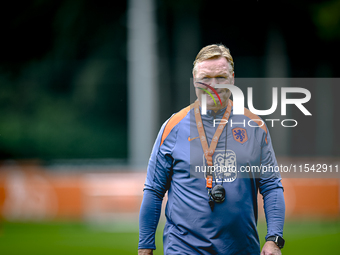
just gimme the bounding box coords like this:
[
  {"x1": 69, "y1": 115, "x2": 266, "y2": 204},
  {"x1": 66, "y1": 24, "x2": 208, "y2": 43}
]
[{"x1": 266, "y1": 235, "x2": 285, "y2": 249}]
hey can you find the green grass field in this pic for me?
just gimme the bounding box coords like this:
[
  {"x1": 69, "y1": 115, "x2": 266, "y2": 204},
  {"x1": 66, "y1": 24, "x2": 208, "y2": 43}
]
[{"x1": 0, "y1": 219, "x2": 339, "y2": 254}]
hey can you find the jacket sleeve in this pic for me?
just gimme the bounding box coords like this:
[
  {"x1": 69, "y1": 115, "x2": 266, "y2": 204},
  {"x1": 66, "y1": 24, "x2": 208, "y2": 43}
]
[
  {"x1": 138, "y1": 120, "x2": 176, "y2": 250},
  {"x1": 258, "y1": 126, "x2": 285, "y2": 240}
]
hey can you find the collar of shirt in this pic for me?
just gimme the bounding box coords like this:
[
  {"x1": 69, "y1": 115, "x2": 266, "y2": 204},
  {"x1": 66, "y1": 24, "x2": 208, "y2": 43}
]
[{"x1": 201, "y1": 106, "x2": 228, "y2": 120}]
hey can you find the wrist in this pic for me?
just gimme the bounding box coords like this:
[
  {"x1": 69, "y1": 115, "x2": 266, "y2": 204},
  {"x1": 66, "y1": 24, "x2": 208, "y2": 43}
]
[
  {"x1": 138, "y1": 248, "x2": 153, "y2": 255},
  {"x1": 266, "y1": 235, "x2": 285, "y2": 249}
]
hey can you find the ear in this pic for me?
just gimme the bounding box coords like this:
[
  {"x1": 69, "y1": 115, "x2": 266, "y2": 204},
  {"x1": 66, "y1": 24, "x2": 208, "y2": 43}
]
[
  {"x1": 231, "y1": 72, "x2": 235, "y2": 85},
  {"x1": 192, "y1": 71, "x2": 196, "y2": 86}
]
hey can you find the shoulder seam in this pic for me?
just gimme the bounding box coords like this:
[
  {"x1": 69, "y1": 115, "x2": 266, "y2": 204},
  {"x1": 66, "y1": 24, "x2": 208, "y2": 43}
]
[
  {"x1": 243, "y1": 107, "x2": 268, "y2": 144},
  {"x1": 160, "y1": 104, "x2": 192, "y2": 146}
]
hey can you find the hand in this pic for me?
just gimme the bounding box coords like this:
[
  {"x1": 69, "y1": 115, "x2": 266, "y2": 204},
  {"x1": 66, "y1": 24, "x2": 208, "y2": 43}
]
[
  {"x1": 260, "y1": 241, "x2": 281, "y2": 255},
  {"x1": 138, "y1": 249, "x2": 153, "y2": 255}
]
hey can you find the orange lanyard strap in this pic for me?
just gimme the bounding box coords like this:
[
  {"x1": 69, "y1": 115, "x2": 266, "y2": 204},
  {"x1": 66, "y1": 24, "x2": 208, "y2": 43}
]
[
  {"x1": 193, "y1": 100, "x2": 232, "y2": 188},
  {"x1": 206, "y1": 175, "x2": 213, "y2": 189}
]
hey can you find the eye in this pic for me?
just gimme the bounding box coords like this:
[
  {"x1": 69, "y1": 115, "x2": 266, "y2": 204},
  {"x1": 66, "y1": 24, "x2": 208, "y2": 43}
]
[{"x1": 216, "y1": 77, "x2": 228, "y2": 83}]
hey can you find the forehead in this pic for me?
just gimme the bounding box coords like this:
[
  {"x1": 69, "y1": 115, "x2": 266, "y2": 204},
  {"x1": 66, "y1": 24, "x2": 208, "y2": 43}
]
[{"x1": 196, "y1": 57, "x2": 230, "y2": 76}]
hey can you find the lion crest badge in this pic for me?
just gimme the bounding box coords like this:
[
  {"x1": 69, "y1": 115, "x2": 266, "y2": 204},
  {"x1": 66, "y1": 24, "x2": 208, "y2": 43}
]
[{"x1": 232, "y1": 127, "x2": 248, "y2": 144}]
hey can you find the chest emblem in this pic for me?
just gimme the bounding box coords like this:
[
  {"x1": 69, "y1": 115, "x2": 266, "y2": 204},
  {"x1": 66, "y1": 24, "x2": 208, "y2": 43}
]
[
  {"x1": 202, "y1": 149, "x2": 237, "y2": 183},
  {"x1": 232, "y1": 128, "x2": 248, "y2": 144}
]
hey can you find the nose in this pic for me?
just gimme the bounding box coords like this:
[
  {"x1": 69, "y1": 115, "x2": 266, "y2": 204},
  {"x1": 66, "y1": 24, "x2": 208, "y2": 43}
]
[
  {"x1": 195, "y1": 78, "x2": 220, "y2": 90},
  {"x1": 210, "y1": 78, "x2": 218, "y2": 86},
  {"x1": 206, "y1": 78, "x2": 221, "y2": 90}
]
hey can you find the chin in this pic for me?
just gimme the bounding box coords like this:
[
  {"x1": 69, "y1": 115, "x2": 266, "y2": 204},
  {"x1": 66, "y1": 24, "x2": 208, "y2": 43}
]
[{"x1": 207, "y1": 104, "x2": 224, "y2": 111}]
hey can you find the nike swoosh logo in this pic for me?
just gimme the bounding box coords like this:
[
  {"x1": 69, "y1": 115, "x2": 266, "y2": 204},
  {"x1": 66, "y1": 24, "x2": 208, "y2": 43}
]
[{"x1": 188, "y1": 136, "x2": 199, "y2": 142}]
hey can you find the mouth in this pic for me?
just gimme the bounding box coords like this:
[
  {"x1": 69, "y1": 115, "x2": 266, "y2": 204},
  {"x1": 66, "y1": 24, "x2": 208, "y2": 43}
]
[{"x1": 196, "y1": 82, "x2": 223, "y2": 104}]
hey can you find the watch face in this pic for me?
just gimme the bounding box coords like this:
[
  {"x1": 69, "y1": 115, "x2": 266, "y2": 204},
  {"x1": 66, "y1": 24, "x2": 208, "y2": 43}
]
[
  {"x1": 277, "y1": 236, "x2": 285, "y2": 248},
  {"x1": 267, "y1": 236, "x2": 285, "y2": 249}
]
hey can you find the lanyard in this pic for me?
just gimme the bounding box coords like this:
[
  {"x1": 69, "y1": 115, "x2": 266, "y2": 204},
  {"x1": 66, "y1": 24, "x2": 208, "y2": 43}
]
[{"x1": 193, "y1": 100, "x2": 232, "y2": 188}]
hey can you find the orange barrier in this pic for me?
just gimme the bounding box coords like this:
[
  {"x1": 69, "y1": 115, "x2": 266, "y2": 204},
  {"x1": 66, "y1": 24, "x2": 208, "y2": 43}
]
[
  {"x1": 282, "y1": 179, "x2": 339, "y2": 217},
  {"x1": 0, "y1": 161, "x2": 339, "y2": 220}
]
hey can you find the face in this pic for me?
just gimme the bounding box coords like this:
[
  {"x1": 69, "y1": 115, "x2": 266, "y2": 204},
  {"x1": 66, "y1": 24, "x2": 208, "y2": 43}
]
[{"x1": 193, "y1": 57, "x2": 234, "y2": 111}]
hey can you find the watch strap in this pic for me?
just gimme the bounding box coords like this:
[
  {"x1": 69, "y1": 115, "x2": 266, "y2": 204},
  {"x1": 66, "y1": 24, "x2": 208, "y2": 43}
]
[{"x1": 266, "y1": 235, "x2": 285, "y2": 249}]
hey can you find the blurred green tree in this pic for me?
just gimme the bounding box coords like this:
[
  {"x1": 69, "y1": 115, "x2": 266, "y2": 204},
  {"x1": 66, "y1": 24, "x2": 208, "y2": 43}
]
[{"x1": 0, "y1": 1, "x2": 127, "y2": 159}]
